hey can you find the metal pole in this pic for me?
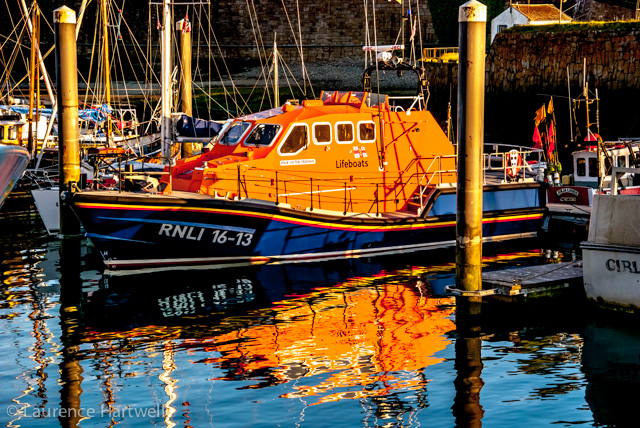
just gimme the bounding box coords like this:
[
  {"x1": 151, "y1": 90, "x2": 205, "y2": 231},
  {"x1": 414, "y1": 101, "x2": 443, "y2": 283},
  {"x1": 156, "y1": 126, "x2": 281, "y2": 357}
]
[
  {"x1": 456, "y1": 1, "x2": 486, "y2": 316},
  {"x1": 101, "y1": 0, "x2": 112, "y2": 147},
  {"x1": 161, "y1": 0, "x2": 172, "y2": 164},
  {"x1": 55, "y1": 6, "x2": 81, "y2": 237},
  {"x1": 176, "y1": 17, "x2": 193, "y2": 158}
]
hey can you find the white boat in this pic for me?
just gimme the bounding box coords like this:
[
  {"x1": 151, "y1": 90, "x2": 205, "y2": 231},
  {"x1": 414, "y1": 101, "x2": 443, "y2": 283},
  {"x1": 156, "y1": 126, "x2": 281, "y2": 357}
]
[
  {"x1": 581, "y1": 166, "x2": 640, "y2": 312},
  {"x1": 0, "y1": 114, "x2": 30, "y2": 209}
]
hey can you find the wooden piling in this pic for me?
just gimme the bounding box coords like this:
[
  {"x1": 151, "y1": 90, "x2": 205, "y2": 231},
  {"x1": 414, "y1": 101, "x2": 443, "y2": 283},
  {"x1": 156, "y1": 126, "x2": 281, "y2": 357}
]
[
  {"x1": 456, "y1": 0, "x2": 486, "y2": 318},
  {"x1": 55, "y1": 6, "x2": 81, "y2": 237}
]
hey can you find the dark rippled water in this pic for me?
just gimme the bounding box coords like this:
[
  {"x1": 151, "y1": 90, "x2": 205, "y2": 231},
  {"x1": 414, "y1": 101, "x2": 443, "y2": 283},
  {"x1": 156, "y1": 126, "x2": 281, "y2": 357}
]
[{"x1": 1, "y1": 200, "x2": 637, "y2": 427}]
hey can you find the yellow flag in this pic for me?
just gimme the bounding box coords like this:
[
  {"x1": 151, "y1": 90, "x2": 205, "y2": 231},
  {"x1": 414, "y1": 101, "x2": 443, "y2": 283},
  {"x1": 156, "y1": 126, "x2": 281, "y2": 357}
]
[
  {"x1": 534, "y1": 105, "x2": 546, "y2": 126},
  {"x1": 547, "y1": 97, "x2": 554, "y2": 115}
]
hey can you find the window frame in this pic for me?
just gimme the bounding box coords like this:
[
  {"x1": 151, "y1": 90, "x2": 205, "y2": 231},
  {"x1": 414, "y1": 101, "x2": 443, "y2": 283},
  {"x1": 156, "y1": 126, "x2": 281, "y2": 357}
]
[
  {"x1": 242, "y1": 123, "x2": 283, "y2": 148},
  {"x1": 312, "y1": 122, "x2": 332, "y2": 145},
  {"x1": 335, "y1": 121, "x2": 355, "y2": 145},
  {"x1": 356, "y1": 120, "x2": 377, "y2": 144},
  {"x1": 277, "y1": 123, "x2": 310, "y2": 156},
  {"x1": 217, "y1": 121, "x2": 253, "y2": 146}
]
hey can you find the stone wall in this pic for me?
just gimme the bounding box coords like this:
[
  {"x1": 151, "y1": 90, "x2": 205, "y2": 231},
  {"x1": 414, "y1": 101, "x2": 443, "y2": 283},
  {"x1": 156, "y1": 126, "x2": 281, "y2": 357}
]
[
  {"x1": 207, "y1": 0, "x2": 435, "y2": 62},
  {"x1": 486, "y1": 24, "x2": 640, "y2": 94}
]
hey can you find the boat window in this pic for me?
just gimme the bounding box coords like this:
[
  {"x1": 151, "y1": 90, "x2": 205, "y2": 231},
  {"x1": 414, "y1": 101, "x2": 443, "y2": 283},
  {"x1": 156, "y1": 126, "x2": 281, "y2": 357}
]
[
  {"x1": 576, "y1": 158, "x2": 586, "y2": 177},
  {"x1": 365, "y1": 93, "x2": 388, "y2": 109},
  {"x1": 278, "y1": 124, "x2": 309, "y2": 155},
  {"x1": 616, "y1": 155, "x2": 627, "y2": 168},
  {"x1": 244, "y1": 123, "x2": 281, "y2": 147},
  {"x1": 0, "y1": 126, "x2": 4, "y2": 141},
  {"x1": 357, "y1": 121, "x2": 376, "y2": 143},
  {"x1": 335, "y1": 122, "x2": 354, "y2": 144},
  {"x1": 218, "y1": 121, "x2": 252, "y2": 146},
  {"x1": 588, "y1": 158, "x2": 598, "y2": 177},
  {"x1": 312, "y1": 123, "x2": 331, "y2": 145},
  {"x1": 7, "y1": 126, "x2": 16, "y2": 140}
]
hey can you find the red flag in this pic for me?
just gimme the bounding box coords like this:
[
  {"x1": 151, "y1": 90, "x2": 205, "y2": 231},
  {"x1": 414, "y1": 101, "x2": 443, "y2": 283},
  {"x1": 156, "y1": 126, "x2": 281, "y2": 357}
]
[
  {"x1": 532, "y1": 126, "x2": 543, "y2": 149},
  {"x1": 547, "y1": 121, "x2": 556, "y2": 158}
]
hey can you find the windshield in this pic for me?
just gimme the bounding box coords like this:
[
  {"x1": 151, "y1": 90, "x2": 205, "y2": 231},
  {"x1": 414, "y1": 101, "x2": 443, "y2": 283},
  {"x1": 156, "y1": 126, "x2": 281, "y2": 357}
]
[
  {"x1": 244, "y1": 123, "x2": 282, "y2": 147},
  {"x1": 217, "y1": 121, "x2": 252, "y2": 146}
]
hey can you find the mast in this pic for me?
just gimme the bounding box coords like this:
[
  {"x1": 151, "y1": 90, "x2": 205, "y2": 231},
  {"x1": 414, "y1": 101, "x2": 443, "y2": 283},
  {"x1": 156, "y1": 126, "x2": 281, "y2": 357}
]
[
  {"x1": 273, "y1": 35, "x2": 279, "y2": 107},
  {"x1": 28, "y1": 3, "x2": 39, "y2": 157},
  {"x1": 101, "y1": 0, "x2": 111, "y2": 146},
  {"x1": 161, "y1": 0, "x2": 172, "y2": 163},
  {"x1": 18, "y1": 0, "x2": 55, "y2": 107}
]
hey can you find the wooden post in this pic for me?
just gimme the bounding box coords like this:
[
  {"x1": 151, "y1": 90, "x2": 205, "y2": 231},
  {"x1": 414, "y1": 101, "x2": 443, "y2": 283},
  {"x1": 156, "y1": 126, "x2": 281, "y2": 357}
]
[
  {"x1": 456, "y1": 0, "x2": 486, "y2": 318},
  {"x1": 55, "y1": 6, "x2": 81, "y2": 237},
  {"x1": 56, "y1": 7, "x2": 84, "y2": 426},
  {"x1": 176, "y1": 17, "x2": 193, "y2": 158}
]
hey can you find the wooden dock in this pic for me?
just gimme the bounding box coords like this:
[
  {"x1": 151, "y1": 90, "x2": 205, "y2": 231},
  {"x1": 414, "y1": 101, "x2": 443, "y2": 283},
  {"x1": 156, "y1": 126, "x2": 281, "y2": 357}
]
[{"x1": 446, "y1": 261, "x2": 583, "y2": 298}]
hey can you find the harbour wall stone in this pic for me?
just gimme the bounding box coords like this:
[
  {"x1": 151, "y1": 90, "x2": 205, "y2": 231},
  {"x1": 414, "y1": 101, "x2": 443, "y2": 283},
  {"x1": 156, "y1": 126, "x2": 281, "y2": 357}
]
[{"x1": 420, "y1": 24, "x2": 640, "y2": 97}]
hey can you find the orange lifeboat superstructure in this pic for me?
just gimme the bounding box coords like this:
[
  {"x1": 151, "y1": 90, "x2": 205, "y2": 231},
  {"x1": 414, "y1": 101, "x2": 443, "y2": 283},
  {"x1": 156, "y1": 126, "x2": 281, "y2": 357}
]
[{"x1": 169, "y1": 90, "x2": 456, "y2": 214}]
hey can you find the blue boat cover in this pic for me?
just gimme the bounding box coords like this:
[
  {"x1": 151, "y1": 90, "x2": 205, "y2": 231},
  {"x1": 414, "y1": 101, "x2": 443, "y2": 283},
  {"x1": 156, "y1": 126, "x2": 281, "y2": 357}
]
[{"x1": 176, "y1": 115, "x2": 223, "y2": 138}]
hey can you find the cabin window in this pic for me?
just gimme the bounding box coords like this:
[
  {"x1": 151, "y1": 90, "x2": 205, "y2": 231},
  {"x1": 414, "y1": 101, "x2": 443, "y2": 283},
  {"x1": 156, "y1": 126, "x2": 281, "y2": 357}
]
[
  {"x1": 576, "y1": 158, "x2": 586, "y2": 177},
  {"x1": 616, "y1": 155, "x2": 627, "y2": 168},
  {"x1": 0, "y1": 126, "x2": 4, "y2": 141},
  {"x1": 278, "y1": 124, "x2": 309, "y2": 155},
  {"x1": 588, "y1": 158, "x2": 598, "y2": 177},
  {"x1": 244, "y1": 123, "x2": 281, "y2": 147},
  {"x1": 218, "y1": 121, "x2": 252, "y2": 146},
  {"x1": 312, "y1": 123, "x2": 332, "y2": 145},
  {"x1": 335, "y1": 122, "x2": 354, "y2": 144},
  {"x1": 357, "y1": 121, "x2": 376, "y2": 143},
  {"x1": 7, "y1": 126, "x2": 16, "y2": 140}
]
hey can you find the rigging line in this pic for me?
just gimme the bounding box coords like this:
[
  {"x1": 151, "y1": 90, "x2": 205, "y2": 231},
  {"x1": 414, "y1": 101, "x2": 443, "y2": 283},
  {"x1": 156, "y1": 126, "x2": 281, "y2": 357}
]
[
  {"x1": 279, "y1": 0, "x2": 305, "y2": 90},
  {"x1": 417, "y1": 0, "x2": 424, "y2": 65},
  {"x1": 209, "y1": 26, "x2": 253, "y2": 116},
  {"x1": 83, "y1": 1, "x2": 99, "y2": 107},
  {"x1": 251, "y1": 0, "x2": 274, "y2": 107},
  {"x1": 118, "y1": 13, "x2": 160, "y2": 111},
  {"x1": 242, "y1": 0, "x2": 268, "y2": 111},
  {"x1": 372, "y1": 0, "x2": 384, "y2": 170},
  {"x1": 295, "y1": 0, "x2": 306, "y2": 95}
]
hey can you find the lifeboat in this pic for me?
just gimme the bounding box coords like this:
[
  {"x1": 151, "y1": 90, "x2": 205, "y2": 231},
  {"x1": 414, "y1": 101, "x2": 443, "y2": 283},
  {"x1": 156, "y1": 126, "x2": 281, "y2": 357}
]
[{"x1": 70, "y1": 85, "x2": 545, "y2": 271}]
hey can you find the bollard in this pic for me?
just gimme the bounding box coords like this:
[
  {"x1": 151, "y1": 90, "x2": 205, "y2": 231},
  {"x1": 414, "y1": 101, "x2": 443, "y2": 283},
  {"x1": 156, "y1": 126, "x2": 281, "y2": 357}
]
[
  {"x1": 455, "y1": 0, "x2": 486, "y2": 319},
  {"x1": 55, "y1": 6, "x2": 81, "y2": 237}
]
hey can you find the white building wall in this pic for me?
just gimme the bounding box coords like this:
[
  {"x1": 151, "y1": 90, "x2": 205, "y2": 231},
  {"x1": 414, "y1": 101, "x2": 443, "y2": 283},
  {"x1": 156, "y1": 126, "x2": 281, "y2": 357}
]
[{"x1": 490, "y1": 9, "x2": 528, "y2": 43}]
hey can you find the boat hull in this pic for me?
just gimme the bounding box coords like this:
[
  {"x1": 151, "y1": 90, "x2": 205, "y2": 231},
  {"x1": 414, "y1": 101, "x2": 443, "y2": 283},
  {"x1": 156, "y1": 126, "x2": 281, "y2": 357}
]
[
  {"x1": 0, "y1": 144, "x2": 30, "y2": 209},
  {"x1": 582, "y1": 194, "x2": 640, "y2": 312},
  {"x1": 72, "y1": 185, "x2": 545, "y2": 270}
]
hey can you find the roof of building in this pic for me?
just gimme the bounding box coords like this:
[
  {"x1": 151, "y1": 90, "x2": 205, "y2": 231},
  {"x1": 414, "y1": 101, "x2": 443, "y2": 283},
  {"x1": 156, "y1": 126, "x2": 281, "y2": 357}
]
[{"x1": 512, "y1": 4, "x2": 572, "y2": 21}]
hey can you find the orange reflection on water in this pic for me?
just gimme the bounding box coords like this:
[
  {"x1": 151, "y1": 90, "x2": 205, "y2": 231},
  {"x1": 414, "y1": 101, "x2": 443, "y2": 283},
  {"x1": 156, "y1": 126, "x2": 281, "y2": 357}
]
[{"x1": 197, "y1": 281, "x2": 455, "y2": 405}]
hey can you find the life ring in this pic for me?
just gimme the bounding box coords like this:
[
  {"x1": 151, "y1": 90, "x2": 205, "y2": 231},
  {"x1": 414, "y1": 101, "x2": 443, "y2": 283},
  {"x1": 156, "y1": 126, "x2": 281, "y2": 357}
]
[{"x1": 506, "y1": 149, "x2": 522, "y2": 178}]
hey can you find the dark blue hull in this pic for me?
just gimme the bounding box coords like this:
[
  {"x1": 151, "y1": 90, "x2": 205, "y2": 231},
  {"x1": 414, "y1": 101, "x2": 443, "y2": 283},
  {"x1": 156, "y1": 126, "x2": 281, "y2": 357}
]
[{"x1": 71, "y1": 183, "x2": 545, "y2": 270}]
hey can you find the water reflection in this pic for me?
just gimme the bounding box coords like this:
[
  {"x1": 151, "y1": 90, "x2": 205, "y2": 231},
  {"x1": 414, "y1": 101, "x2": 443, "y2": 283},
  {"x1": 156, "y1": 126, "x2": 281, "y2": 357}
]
[{"x1": 3, "y1": 226, "x2": 622, "y2": 427}]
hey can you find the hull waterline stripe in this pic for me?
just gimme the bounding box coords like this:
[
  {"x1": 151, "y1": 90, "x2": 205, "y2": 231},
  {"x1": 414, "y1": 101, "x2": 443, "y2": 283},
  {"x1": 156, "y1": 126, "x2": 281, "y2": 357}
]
[
  {"x1": 75, "y1": 202, "x2": 543, "y2": 232},
  {"x1": 96, "y1": 216, "x2": 256, "y2": 234}
]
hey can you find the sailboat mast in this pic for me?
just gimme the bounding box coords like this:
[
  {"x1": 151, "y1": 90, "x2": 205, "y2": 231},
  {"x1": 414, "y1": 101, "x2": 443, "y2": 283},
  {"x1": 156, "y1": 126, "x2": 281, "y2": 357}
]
[
  {"x1": 28, "y1": 3, "x2": 38, "y2": 157},
  {"x1": 274, "y1": 36, "x2": 279, "y2": 107},
  {"x1": 161, "y1": 0, "x2": 172, "y2": 163},
  {"x1": 101, "y1": 0, "x2": 111, "y2": 146}
]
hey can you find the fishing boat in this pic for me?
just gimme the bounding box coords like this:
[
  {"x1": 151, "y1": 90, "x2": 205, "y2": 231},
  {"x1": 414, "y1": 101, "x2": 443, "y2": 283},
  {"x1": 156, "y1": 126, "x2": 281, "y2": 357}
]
[
  {"x1": 582, "y1": 166, "x2": 640, "y2": 312},
  {"x1": 0, "y1": 112, "x2": 30, "y2": 209}
]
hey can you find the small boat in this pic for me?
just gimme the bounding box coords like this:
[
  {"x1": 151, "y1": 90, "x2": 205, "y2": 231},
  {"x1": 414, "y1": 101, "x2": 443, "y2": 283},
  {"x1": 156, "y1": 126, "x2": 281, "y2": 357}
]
[
  {"x1": 582, "y1": 166, "x2": 640, "y2": 312},
  {"x1": 0, "y1": 112, "x2": 30, "y2": 209}
]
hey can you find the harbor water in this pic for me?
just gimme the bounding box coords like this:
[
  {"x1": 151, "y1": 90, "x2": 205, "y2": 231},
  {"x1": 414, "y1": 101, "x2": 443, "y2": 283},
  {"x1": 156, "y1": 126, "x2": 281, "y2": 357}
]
[{"x1": 1, "y1": 200, "x2": 637, "y2": 428}]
